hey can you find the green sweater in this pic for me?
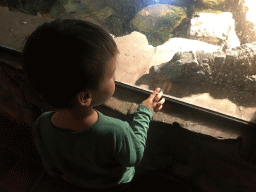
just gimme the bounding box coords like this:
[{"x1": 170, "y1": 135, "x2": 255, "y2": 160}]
[{"x1": 32, "y1": 104, "x2": 154, "y2": 189}]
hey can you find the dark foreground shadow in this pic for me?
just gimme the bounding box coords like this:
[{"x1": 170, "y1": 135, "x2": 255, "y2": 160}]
[
  {"x1": 65, "y1": 120, "x2": 256, "y2": 191},
  {"x1": 138, "y1": 120, "x2": 256, "y2": 192}
]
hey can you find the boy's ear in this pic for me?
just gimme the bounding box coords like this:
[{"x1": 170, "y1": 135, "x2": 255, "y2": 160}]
[{"x1": 76, "y1": 91, "x2": 92, "y2": 107}]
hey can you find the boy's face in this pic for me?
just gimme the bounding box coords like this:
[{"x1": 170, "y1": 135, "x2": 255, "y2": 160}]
[{"x1": 91, "y1": 55, "x2": 118, "y2": 106}]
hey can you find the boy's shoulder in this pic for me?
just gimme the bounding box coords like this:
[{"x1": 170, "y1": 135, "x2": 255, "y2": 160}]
[
  {"x1": 34, "y1": 111, "x2": 54, "y2": 124},
  {"x1": 32, "y1": 111, "x2": 55, "y2": 133},
  {"x1": 96, "y1": 110, "x2": 129, "y2": 129}
]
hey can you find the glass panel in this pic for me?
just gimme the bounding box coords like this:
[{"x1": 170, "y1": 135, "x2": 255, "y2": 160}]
[{"x1": 1, "y1": 0, "x2": 256, "y2": 123}]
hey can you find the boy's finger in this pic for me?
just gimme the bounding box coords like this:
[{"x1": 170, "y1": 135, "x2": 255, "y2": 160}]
[
  {"x1": 159, "y1": 98, "x2": 165, "y2": 104},
  {"x1": 148, "y1": 88, "x2": 161, "y2": 100},
  {"x1": 156, "y1": 104, "x2": 163, "y2": 112},
  {"x1": 157, "y1": 99, "x2": 165, "y2": 107},
  {"x1": 154, "y1": 90, "x2": 164, "y2": 102},
  {"x1": 155, "y1": 98, "x2": 164, "y2": 110},
  {"x1": 155, "y1": 91, "x2": 163, "y2": 99}
]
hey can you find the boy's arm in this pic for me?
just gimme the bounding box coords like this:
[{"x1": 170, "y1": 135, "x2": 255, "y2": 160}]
[
  {"x1": 130, "y1": 104, "x2": 154, "y2": 148},
  {"x1": 114, "y1": 88, "x2": 164, "y2": 167},
  {"x1": 114, "y1": 104, "x2": 154, "y2": 166}
]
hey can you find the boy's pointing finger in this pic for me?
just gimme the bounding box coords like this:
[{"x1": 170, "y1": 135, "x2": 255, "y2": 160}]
[{"x1": 149, "y1": 88, "x2": 161, "y2": 100}]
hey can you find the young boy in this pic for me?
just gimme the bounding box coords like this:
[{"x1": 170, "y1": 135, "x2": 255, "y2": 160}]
[{"x1": 22, "y1": 17, "x2": 165, "y2": 191}]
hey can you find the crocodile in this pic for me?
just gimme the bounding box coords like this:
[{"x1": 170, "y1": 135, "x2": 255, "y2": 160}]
[{"x1": 149, "y1": 41, "x2": 256, "y2": 90}]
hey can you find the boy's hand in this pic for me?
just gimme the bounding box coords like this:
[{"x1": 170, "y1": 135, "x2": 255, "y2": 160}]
[{"x1": 142, "y1": 88, "x2": 165, "y2": 113}]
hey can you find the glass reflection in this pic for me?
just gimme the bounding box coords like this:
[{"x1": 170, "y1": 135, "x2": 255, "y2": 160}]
[{"x1": 1, "y1": 0, "x2": 256, "y2": 122}]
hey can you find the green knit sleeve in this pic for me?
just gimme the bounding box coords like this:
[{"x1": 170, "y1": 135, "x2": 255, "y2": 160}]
[
  {"x1": 114, "y1": 104, "x2": 154, "y2": 166},
  {"x1": 131, "y1": 104, "x2": 154, "y2": 146}
]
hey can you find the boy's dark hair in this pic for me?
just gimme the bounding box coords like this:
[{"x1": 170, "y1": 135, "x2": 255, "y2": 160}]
[{"x1": 22, "y1": 17, "x2": 119, "y2": 109}]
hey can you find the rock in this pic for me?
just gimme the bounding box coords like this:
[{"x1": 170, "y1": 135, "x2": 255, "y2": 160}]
[
  {"x1": 50, "y1": 2, "x2": 114, "y2": 27},
  {"x1": 93, "y1": 6, "x2": 115, "y2": 22},
  {"x1": 227, "y1": 0, "x2": 256, "y2": 44},
  {"x1": 49, "y1": 0, "x2": 79, "y2": 18},
  {"x1": 189, "y1": 10, "x2": 240, "y2": 48},
  {"x1": 157, "y1": 37, "x2": 221, "y2": 53},
  {"x1": 114, "y1": 31, "x2": 155, "y2": 85},
  {"x1": 80, "y1": 0, "x2": 105, "y2": 10},
  {"x1": 131, "y1": 4, "x2": 187, "y2": 46},
  {"x1": 240, "y1": 0, "x2": 256, "y2": 43},
  {"x1": 202, "y1": 0, "x2": 227, "y2": 6},
  {"x1": 193, "y1": 7, "x2": 223, "y2": 15},
  {"x1": 57, "y1": 11, "x2": 103, "y2": 28},
  {"x1": 104, "y1": 0, "x2": 140, "y2": 36},
  {"x1": 105, "y1": 0, "x2": 142, "y2": 13},
  {"x1": 143, "y1": 0, "x2": 201, "y2": 8},
  {"x1": 243, "y1": 0, "x2": 256, "y2": 30},
  {"x1": 104, "y1": 15, "x2": 124, "y2": 36}
]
